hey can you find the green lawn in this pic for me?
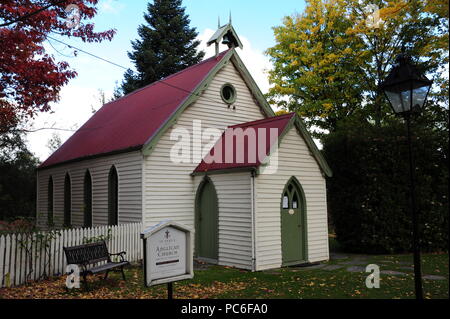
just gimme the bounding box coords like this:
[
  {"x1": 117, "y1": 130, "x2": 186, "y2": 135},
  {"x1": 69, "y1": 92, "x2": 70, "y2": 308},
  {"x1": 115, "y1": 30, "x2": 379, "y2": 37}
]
[{"x1": 0, "y1": 252, "x2": 447, "y2": 299}]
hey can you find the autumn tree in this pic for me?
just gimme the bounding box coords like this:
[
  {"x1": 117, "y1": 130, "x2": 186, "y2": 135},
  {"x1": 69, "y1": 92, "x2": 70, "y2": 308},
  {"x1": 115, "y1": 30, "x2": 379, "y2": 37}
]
[
  {"x1": 0, "y1": 0, "x2": 115, "y2": 133},
  {"x1": 268, "y1": 0, "x2": 449, "y2": 253},
  {"x1": 266, "y1": 0, "x2": 448, "y2": 137},
  {"x1": 120, "y1": 0, "x2": 204, "y2": 95}
]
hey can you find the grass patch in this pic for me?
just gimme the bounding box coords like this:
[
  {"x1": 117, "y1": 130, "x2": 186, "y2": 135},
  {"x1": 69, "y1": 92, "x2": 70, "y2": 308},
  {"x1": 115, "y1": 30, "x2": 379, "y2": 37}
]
[{"x1": 0, "y1": 253, "x2": 447, "y2": 299}]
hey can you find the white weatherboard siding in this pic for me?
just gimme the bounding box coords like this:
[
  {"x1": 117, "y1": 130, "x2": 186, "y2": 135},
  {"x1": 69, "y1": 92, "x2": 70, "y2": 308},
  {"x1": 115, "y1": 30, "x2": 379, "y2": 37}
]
[
  {"x1": 36, "y1": 151, "x2": 142, "y2": 228},
  {"x1": 194, "y1": 173, "x2": 253, "y2": 270},
  {"x1": 255, "y1": 127, "x2": 329, "y2": 271},
  {"x1": 142, "y1": 61, "x2": 266, "y2": 264}
]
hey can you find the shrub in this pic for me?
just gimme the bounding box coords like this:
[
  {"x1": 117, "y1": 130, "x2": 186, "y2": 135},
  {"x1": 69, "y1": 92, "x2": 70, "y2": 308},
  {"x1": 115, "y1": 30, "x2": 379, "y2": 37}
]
[
  {"x1": 0, "y1": 217, "x2": 35, "y2": 234},
  {"x1": 323, "y1": 118, "x2": 448, "y2": 253}
]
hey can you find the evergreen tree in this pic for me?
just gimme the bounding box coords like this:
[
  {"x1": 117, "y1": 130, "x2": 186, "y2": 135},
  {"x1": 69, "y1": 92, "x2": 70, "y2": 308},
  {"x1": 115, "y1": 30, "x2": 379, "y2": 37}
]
[
  {"x1": 120, "y1": 0, "x2": 205, "y2": 95},
  {"x1": 0, "y1": 132, "x2": 39, "y2": 220}
]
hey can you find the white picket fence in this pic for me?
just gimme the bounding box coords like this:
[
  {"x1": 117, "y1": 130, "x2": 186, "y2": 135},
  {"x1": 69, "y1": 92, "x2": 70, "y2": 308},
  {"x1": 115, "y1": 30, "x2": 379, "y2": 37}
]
[{"x1": 0, "y1": 223, "x2": 143, "y2": 288}]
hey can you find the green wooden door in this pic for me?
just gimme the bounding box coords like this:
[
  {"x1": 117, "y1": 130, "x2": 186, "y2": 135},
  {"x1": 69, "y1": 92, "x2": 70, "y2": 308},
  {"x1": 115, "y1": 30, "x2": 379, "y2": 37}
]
[
  {"x1": 196, "y1": 179, "x2": 218, "y2": 260},
  {"x1": 281, "y1": 179, "x2": 306, "y2": 265}
]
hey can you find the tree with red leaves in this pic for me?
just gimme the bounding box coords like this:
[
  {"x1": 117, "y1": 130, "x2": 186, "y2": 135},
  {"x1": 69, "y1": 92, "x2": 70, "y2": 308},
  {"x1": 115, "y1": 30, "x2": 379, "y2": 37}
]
[{"x1": 0, "y1": 0, "x2": 116, "y2": 132}]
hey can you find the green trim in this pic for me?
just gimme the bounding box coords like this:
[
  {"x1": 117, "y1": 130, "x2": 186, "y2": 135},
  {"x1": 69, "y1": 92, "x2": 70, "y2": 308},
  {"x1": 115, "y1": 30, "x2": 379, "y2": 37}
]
[
  {"x1": 275, "y1": 114, "x2": 332, "y2": 178},
  {"x1": 220, "y1": 83, "x2": 237, "y2": 104},
  {"x1": 194, "y1": 176, "x2": 219, "y2": 260},
  {"x1": 37, "y1": 145, "x2": 141, "y2": 171},
  {"x1": 230, "y1": 52, "x2": 275, "y2": 118},
  {"x1": 293, "y1": 116, "x2": 332, "y2": 177},
  {"x1": 280, "y1": 176, "x2": 309, "y2": 266}
]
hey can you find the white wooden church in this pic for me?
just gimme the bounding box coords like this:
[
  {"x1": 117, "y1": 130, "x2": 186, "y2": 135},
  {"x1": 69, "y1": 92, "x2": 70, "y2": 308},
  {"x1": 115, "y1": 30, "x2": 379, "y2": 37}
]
[{"x1": 36, "y1": 23, "x2": 332, "y2": 271}]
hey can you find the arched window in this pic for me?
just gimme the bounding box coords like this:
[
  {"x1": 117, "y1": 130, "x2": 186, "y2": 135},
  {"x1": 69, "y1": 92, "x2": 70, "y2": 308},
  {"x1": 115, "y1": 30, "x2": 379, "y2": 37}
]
[
  {"x1": 84, "y1": 170, "x2": 92, "y2": 228},
  {"x1": 108, "y1": 166, "x2": 118, "y2": 225},
  {"x1": 281, "y1": 178, "x2": 304, "y2": 211},
  {"x1": 64, "y1": 173, "x2": 71, "y2": 227},
  {"x1": 47, "y1": 176, "x2": 54, "y2": 226}
]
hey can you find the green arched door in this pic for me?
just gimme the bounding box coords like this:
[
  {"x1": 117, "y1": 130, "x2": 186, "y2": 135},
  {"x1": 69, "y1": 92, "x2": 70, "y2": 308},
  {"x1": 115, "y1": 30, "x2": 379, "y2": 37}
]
[
  {"x1": 195, "y1": 178, "x2": 218, "y2": 260},
  {"x1": 281, "y1": 177, "x2": 307, "y2": 265}
]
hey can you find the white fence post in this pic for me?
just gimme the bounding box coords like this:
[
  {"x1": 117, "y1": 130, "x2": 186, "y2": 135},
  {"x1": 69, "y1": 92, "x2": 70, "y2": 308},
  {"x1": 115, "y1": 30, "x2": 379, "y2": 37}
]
[{"x1": 0, "y1": 235, "x2": 5, "y2": 287}]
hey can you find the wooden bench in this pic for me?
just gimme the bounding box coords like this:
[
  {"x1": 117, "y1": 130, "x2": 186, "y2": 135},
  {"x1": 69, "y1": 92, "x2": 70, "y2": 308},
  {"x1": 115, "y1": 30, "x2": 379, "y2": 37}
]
[{"x1": 63, "y1": 241, "x2": 129, "y2": 289}]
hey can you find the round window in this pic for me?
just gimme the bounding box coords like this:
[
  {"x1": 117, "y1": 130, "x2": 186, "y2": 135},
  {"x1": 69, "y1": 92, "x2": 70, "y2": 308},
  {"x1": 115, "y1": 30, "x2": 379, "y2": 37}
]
[{"x1": 220, "y1": 83, "x2": 236, "y2": 104}]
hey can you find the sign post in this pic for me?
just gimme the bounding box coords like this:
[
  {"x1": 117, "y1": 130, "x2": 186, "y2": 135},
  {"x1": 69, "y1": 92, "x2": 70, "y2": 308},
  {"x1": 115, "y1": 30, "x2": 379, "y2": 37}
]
[{"x1": 141, "y1": 220, "x2": 194, "y2": 298}]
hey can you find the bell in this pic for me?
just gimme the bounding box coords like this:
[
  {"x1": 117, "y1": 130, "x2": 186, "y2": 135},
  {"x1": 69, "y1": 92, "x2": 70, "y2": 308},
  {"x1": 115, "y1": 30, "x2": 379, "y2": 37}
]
[{"x1": 222, "y1": 34, "x2": 231, "y2": 46}]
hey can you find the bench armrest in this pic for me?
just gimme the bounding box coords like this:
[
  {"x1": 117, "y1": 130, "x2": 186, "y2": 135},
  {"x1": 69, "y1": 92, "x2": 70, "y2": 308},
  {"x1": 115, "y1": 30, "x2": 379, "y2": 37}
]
[{"x1": 109, "y1": 251, "x2": 127, "y2": 262}]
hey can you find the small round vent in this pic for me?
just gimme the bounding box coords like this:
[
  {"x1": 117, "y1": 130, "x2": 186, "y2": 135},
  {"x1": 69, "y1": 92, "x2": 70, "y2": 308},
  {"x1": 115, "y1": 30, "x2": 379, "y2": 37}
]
[{"x1": 220, "y1": 83, "x2": 236, "y2": 104}]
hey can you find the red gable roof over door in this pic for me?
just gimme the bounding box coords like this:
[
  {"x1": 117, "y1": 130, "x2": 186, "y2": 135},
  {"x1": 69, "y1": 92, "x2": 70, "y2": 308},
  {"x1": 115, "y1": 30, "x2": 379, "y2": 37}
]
[
  {"x1": 193, "y1": 113, "x2": 295, "y2": 173},
  {"x1": 39, "y1": 50, "x2": 230, "y2": 168}
]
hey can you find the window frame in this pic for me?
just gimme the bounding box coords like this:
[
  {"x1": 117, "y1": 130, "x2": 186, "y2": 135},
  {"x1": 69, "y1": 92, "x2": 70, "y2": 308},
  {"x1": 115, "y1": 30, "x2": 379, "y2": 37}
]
[
  {"x1": 64, "y1": 173, "x2": 71, "y2": 227},
  {"x1": 84, "y1": 170, "x2": 93, "y2": 228},
  {"x1": 108, "y1": 165, "x2": 119, "y2": 226},
  {"x1": 47, "y1": 176, "x2": 54, "y2": 226},
  {"x1": 220, "y1": 83, "x2": 237, "y2": 104}
]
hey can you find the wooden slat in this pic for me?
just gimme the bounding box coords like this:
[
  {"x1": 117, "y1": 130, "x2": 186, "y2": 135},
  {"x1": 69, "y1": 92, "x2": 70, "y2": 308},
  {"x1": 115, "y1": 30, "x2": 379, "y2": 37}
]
[
  {"x1": 10, "y1": 234, "x2": 17, "y2": 286},
  {"x1": 126, "y1": 224, "x2": 131, "y2": 262},
  {"x1": 21, "y1": 233, "x2": 27, "y2": 285},
  {"x1": 17, "y1": 233, "x2": 24, "y2": 285},
  {"x1": 63, "y1": 229, "x2": 68, "y2": 271},
  {"x1": 34, "y1": 232, "x2": 40, "y2": 280},
  {"x1": 4, "y1": 235, "x2": 11, "y2": 287},
  {"x1": 31, "y1": 233, "x2": 37, "y2": 281},
  {"x1": 49, "y1": 233, "x2": 54, "y2": 276},
  {"x1": 58, "y1": 230, "x2": 63, "y2": 275},
  {"x1": 37, "y1": 232, "x2": 43, "y2": 280},
  {"x1": 0, "y1": 235, "x2": 5, "y2": 287}
]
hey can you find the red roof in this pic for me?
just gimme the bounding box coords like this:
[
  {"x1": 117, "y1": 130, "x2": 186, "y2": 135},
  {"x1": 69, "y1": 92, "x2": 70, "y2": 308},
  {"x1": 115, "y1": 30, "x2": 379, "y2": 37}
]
[
  {"x1": 193, "y1": 113, "x2": 295, "y2": 173},
  {"x1": 39, "y1": 50, "x2": 230, "y2": 168}
]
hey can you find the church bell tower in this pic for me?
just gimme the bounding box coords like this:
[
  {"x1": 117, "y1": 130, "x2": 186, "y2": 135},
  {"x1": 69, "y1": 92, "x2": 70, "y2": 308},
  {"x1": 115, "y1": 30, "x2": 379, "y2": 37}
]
[{"x1": 207, "y1": 15, "x2": 243, "y2": 56}]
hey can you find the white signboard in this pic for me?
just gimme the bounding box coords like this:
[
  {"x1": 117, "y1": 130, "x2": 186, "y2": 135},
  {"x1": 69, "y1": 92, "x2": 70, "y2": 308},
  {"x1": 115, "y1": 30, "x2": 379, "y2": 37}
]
[{"x1": 141, "y1": 220, "x2": 193, "y2": 286}]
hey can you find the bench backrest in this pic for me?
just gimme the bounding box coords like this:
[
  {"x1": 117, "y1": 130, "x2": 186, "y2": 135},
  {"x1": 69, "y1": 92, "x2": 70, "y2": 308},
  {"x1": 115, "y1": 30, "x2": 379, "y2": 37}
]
[{"x1": 64, "y1": 241, "x2": 110, "y2": 265}]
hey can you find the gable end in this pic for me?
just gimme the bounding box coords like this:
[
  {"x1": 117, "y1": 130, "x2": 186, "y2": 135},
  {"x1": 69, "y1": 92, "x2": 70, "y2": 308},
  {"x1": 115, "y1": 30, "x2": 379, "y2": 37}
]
[{"x1": 141, "y1": 49, "x2": 275, "y2": 157}]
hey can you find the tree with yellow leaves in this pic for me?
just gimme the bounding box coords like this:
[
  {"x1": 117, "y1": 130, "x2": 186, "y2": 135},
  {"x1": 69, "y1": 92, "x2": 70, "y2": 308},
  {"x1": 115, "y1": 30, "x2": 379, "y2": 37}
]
[{"x1": 266, "y1": 0, "x2": 448, "y2": 137}]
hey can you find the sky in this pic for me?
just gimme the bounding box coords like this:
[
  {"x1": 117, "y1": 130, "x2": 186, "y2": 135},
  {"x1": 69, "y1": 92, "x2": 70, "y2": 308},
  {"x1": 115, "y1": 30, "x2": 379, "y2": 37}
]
[{"x1": 26, "y1": 0, "x2": 307, "y2": 161}]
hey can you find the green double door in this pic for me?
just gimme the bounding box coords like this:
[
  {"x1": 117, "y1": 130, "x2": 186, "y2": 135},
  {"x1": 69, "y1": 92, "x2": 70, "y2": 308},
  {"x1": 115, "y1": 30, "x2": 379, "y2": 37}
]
[
  {"x1": 196, "y1": 179, "x2": 218, "y2": 260},
  {"x1": 281, "y1": 179, "x2": 306, "y2": 265}
]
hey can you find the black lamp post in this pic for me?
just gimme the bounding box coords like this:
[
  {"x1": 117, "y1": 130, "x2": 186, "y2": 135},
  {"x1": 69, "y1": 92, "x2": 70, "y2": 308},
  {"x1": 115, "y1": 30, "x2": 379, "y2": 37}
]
[{"x1": 380, "y1": 54, "x2": 433, "y2": 300}]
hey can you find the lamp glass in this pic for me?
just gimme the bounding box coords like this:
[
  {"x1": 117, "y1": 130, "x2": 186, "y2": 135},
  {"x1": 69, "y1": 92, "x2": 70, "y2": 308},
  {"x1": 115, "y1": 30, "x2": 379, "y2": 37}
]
[
  {"x1": 384, "y1": 81, "x2": 431, "y2": 114},
  {"x1": 385, "y1": 89, "x2": 410, "y2": 113},
  {"x1": 412, "y1": 84, "x2": 430, "y2": 110}
]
